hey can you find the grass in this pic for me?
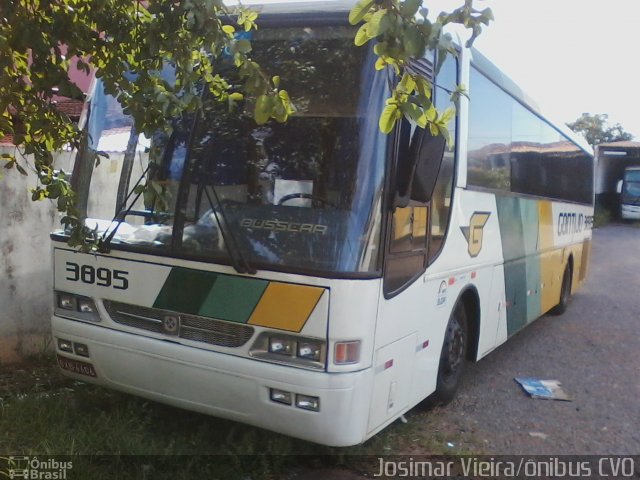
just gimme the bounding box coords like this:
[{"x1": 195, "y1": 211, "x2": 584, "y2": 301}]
[{"x1": 0, "y1": 357, "x2": 472, "y2": 479}]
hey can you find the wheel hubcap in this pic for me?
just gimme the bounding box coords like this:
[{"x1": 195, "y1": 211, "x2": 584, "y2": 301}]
[{"x1": 445, "y1": 318, "x2": 464, "y2": 375}]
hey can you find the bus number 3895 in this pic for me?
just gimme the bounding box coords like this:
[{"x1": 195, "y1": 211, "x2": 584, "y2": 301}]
[{"x1": 65, "y1": 262, "x2": 129, "y2": 290}]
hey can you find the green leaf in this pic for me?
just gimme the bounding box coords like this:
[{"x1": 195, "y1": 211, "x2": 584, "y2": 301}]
[
  {"x1": 400, "y1": 101, "x2": 422, "y2": 124},
  {"x1": 438, "y1": 125, "x2": 453, "y2": 146},
  {"x1": 424, "y1": 105, "x2": 437, "y2": 122},
  {"x1": 401, "y1": 0, "x2": 422, "y2": 18},
  {"x1": 374, "y1": 42, "x2": 388, "y2": 56},
  {"x1": 379, "y1": 104, "x2": 401, "y2": 134},
  {"x1": 402, "y1": 27, "x2": 425, "y2": 57},
  {"x1": 233, "y1": 39, "x2": 252, "y2": 54},
  {"x1": 278, "y1": 90, "x2": 296, "y2": 114},
  {"x1": 31, "y1": 188, "x2": 46, "y2": 201},
  {"x1": 47, "y1": 182, "x2": 61, "y2": 198},
  {"x1": 480, "y1": 8, "x2": 495, "y2": 25},
  {"x1": 367, "y1": 9, "x2": 389, "y2": 37},
  {"x1": 354, "y1": 24, "x2": 371, "y2": 46},
  {"x1": 414, "y1": 77, "x2": 432, "y2": 99},
  {"x1": 349, "y1": 0, "x2": 375, "y2": 25},
  {"x1": 399, "y1": 73, "x2": 417, "y2": 93},
  {"x1": 16, "y1": 163, "x2": 28, "y2": 176},
  {"x1": 439, "y1": 106, "x2": 456, "y2": 126},
  {"x1": 254, "y1": 94, "x2": 273, "y2": 125}
]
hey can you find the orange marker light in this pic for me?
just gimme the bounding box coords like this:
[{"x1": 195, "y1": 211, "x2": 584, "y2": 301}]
[{"x1": 334, "y1": 341, "x2": 361, "y2": 365}]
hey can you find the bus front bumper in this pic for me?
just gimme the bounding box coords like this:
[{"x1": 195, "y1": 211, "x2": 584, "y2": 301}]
[
  {"x1": 621, "y1": 204, "x2": 640, "y2": 220},
  {"x1": 52, "y1": 315, "x2": 373, "y2": 447}
]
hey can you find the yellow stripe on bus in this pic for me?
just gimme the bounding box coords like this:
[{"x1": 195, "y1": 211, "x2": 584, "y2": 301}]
[
  {"x1": 538, "y1": 200, "x2": 563, "y2": 313},
  {"x1": 248, "y1": 283, "x2": 324, "y2": 332},
  {"x1": 537, "y1": 201, "x2": 554, "y2": 251}
]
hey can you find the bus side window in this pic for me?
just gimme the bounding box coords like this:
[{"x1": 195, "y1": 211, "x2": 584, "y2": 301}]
[
  {"x1": 390, "y1": 205, "x2": 428, "y2": 254},
  {"x1": 427, "y1": 53, "x2": 458, "y2": 263},
  {"x1": 384, "y1": 204, "x2": 429, "y2": 295}
]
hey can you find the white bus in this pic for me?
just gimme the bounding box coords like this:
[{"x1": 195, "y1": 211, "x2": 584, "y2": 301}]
[
  {"x1": 51, "y1": 1, "x2": 594, "y2": 446},
  {"x1": 616, "y1": 166, "x2": 640, "y2": 219}
]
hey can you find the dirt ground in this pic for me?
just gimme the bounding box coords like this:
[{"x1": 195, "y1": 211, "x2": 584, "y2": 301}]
[{"x1": 398, "y1": 223, "x2": 640, "y2": 455}]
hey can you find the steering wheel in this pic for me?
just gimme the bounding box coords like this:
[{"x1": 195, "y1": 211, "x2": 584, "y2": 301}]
[{"x1": 277, "y1": 193, "x2": 335, "y2": 208}]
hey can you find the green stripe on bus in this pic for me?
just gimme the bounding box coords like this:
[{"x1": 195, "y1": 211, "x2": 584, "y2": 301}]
[
  {"x1": 153, "y1": 268, "x2": 218, "y2": 315},
  {"x1": 198, "y1": 275, "x2": 268, "y2": 323},
  {"x1": 521, "y1": 200, "x2": 541, "y2": 323},
  {"x1": 496, "y1": 196, "x2": 541, "y2": 335}
]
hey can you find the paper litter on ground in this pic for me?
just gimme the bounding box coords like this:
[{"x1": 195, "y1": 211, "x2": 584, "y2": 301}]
[{"x1": 514, "y1": 377, "x2": 571, "y2": 401}]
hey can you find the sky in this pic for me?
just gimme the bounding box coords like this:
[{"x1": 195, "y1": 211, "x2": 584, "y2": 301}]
[{"x1": 436, "y1": 0, "x2": 640, "y2": 140}]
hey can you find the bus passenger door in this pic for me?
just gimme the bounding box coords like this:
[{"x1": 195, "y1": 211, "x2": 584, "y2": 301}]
[
  {"x1": 369, "y1": 203, "x2": 429, "y2": 433},
  {"x1": 477, "y1": 264, "x2": 508, "y2": 357}
]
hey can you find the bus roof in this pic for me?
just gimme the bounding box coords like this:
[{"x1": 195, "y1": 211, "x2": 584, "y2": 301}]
[{"x1": 224, "y1": 0, "x2": 356, "y2": 15}]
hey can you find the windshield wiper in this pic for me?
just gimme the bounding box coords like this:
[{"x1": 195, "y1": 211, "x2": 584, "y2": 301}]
[
  {"x1": 200, "y1": 183, "x2": 256, "y2": 275},
  {"x1": 173, "y1": 100, "x2": 256, "y2": 275},
  {"x1": 100, "y1": 161, "x2": 159, "y2": 251}
]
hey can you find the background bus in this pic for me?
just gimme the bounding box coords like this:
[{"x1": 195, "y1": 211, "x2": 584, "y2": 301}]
[
  {"x1": 51, "y1": 0, "x2": 594, "y2": 446},
  {"x1": 616, "y1": 166, "x2": 640, "y2": 219}
]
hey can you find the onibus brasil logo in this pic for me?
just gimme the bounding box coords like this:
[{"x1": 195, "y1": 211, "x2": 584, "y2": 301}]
[{"x1": 1, "y1": 456, "x2": 72, "y2": 479}]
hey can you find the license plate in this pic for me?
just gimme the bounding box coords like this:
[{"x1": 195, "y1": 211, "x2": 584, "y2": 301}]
[{"x1": 57, "y1": 355, "x2": 97, "y2": 377}]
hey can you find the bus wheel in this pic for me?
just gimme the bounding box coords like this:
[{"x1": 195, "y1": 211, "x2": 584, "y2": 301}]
[
  {"x1": 550, "y1": 265, "x2": 572, "y2": 316},
  {"x1": 432, "y1": 302, "x2": 468, "y2": 405}
]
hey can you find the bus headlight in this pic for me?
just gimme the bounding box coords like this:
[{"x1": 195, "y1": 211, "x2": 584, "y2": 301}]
[
  {"x1": 250, "y1": 332, "x2": 326, "y2": 370},
  {"x1": 58, "y1": 294, "x2": 77, "y2": 311},
  {"x1": 297, "y1": 341, "x2": 322, "y2": 362},
  {"x1": 54, "y1": 291, "x2": 101, "y2": 323},
  {"x1": 78, "y1": 298, "x2": 97, "y2": 313},
  {"x1": 268, "y1": 337, "x2": 294, "y2": 355}
]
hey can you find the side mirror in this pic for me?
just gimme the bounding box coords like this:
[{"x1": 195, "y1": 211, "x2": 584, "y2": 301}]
[
  {"x1": 411, "y1": 132, "x2": 446, "y2": 203},
  {"x1": 393, "y1": 122, "x2": 415, "y2": 209},
  {"x1": 393, "y1": 127, "x2": 446, "y2": 209},
  {"x1": 616, "y1": 179, "x2": 623, "y2": 194}
]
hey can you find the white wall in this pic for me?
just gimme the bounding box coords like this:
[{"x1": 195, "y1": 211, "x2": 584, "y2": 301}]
[{"x1": 0, "y1": 146, "x2": 75, "y2": 363}]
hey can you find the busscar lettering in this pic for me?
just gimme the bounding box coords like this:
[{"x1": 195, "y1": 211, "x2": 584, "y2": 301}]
[{"x1": 241, "y1": 218, "x2": 328, "y2": 235}]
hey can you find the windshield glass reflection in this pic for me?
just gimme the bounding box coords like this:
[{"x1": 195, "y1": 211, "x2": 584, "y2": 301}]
[{"x1": 80, "y1": 25, "x2": 388, "y2": 275}]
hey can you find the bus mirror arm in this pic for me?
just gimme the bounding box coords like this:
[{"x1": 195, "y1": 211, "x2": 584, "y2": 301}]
[{"x1": 616, "y1": 179, "x2": 623, "y2": 194}]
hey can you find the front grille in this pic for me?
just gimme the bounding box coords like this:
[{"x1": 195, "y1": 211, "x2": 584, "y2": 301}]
[{"x1": 103, "y1": 300, "x2": 254, "y2": 348}]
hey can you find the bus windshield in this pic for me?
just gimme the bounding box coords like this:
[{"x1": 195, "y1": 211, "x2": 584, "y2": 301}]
[
  {"x1": 79, "y1": 25, "x2": 388, "y2": 275},
  {"x1": 623, "y1": 170, "x2": 640, "y2": 199}
]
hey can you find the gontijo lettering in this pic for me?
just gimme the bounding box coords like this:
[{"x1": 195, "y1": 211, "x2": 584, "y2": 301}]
[{"x1": 557, "y1": 212, "x2": 594, "y2": 236}]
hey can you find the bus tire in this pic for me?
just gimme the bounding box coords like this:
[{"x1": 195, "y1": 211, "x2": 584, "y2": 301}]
[
  {"x1": 550, "y1": 264, "x2": 572, "y2": 316},
  {"x1": 431, "y1": 301, "x2": 468, "y2": 405}
]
